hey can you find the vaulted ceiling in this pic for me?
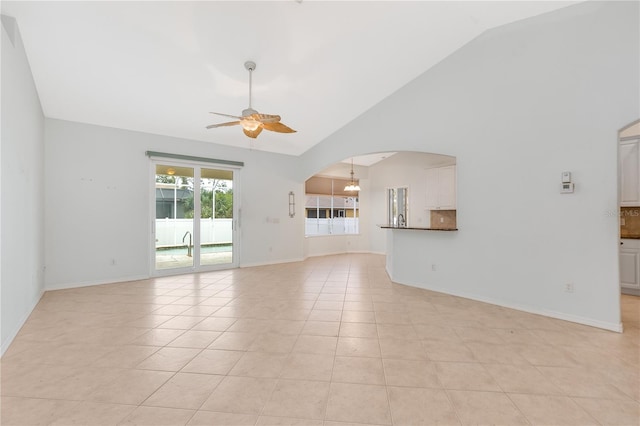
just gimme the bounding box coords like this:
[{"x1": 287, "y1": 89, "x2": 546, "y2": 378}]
[{"x1": 2, "y1": 1, "x2": 577, "y2": 156}]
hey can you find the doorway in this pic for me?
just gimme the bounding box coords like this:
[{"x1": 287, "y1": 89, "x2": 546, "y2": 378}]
[{"x1": 152, "y1": 161, "x2": 238, "y2": 274}]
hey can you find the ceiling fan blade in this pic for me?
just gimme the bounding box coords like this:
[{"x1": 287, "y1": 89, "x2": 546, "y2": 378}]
[
  {"x1": 210, "y1": 112, "x2": 243, "y2": 120},
  {"x1": 206, "y1": 121, "x2": 241, "y2": 129},
  {"x1": 243, "y1": 126, "x2": 263, "y2": 138},
  {"x1": 253, "y1": 113, "x2": 281, "y2": 124},
  {"x1": 262, "y1": 122, "x2": 297, "y2": 133}
]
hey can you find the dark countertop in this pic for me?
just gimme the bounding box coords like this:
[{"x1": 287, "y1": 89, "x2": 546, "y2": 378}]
[{"x1": 378, "y1": 225, "x2": 458, "y2": 231}]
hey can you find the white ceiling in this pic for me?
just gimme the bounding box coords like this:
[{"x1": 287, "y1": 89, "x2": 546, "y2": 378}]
[{"x1": 2, "y1": 1, "x2": 577, "y2": 156}]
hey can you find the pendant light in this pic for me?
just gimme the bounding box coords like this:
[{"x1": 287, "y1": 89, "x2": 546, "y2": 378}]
[{"x1": 344, "y1": 159, "x2": 361, "y2": 192}]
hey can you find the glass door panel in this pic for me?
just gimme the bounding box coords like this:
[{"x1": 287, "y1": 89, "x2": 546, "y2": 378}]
[
  {"x1": 200, "y1": 168, "x2": 234, "y2": 267},
  {"x1": 155, "y1": 164, "x2": 195, "y2": 270}
]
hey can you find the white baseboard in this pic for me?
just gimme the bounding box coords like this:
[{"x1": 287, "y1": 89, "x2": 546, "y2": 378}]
[
  {"x1": 45, "y1": 274, "x2": 150, "y2": 291},
  {"x1": 391, "y1": 276, "x2": 623, "y2": 333},
  {"x1": 240, "y1": 257, "x2": 306, "y2": 268},
  {"x1": 1, "y1": 288, "x2": 45, "y2": 357}
]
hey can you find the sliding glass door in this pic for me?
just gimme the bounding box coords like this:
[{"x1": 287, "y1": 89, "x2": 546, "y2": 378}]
[{"x1": 153, "y1": 162, "x2": 237, "y2": 274}]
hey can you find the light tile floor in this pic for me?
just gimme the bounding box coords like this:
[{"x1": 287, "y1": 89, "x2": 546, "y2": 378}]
[{"x1": 1, "y1": 253, "x2": 639, "y2": 425}]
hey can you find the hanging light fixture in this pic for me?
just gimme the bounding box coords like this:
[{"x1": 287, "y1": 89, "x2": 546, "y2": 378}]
[{"x1": 344, "y1": 159, "x2": 361, "y2": 192}]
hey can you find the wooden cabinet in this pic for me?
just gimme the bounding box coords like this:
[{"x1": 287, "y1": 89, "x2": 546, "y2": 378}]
[
  {"x1": 426, "y1": 165, "x2": 456, "y2": 210},
  {"x1": 620, "y1": 138, "x2": 640, "y2": 206},
  {"x1": 620, "y1": 239, "x2": 640, "y2": 293}
]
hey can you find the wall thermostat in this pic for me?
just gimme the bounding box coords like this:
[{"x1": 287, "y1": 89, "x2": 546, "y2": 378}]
[
  {"x1": 561, "y1": 182, "x2": 575, "y2": 193},
  {"x1": 561, "y1": 171, "x2": 574, "y2": 193}
]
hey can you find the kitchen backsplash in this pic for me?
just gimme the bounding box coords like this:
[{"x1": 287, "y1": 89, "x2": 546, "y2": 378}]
[
  {"x1": 620, "y1": 207, "x2": 640, "y2": 237},
  {"x1": 430, "y1": 210, "x2": 457, "y2": 229}
]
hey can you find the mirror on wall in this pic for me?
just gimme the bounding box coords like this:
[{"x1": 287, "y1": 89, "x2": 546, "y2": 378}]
[{"x1": 387, "y1": 187, "x2": 408, "y2": 227}]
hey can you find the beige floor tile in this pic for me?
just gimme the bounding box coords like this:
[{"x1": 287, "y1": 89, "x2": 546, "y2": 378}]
[
  {"x1": 119, "y1": 406, "x2": 195, "y2": 425},
  {"x1": 447, "y1": 390, "x2": 528, "y2": 425},
  {"x1": 191, "y1": 316, "x2": 237, "y2": 332},
  {"x1": 307, "y1": 309, "x2": 342, "y2": 322},
  {"x1": 208, "y1": 331, "x2": 258, "y2": 350},
  {"x1": 261, "y1": 379, "x2": 330, "y2": 419},
  {"x1": 374, "y1": 311, "x2": 412, "y2": 325},
  {"x1": 464, "y1": 342, "x2": 531, "y2": 365},
  {"x1": 516, "y1": 344, "x2": 580, "y2": 367},
  {"x1": 387, "y1": 386, "x2": 460, "y2": 425},
  {"x1": 325, "y1": 382, "x2": 391, "y2": 425},
  {"x1": 537, "y1": 365, "x2": 633, "y2": 399},
  {"x1": 509, "y1": 393, "x2": 599, "y2": 425},
  {"x1": 200, "y1": 376, "x2": 277, "y2": 414},
  {"x1": 332, "y1": 356, "x2": 385, "y2": 385},
  {"x1": 248, "y1": 332, "x2": 298, "y2": 353},
  {"x1": 256, "y1": 415, "x2": 323, "y2": 425},
  {"x1": 376, "y1": 324, "x2": 418, "y2": 340},
  {"x1": 143, "y1": 372, "x2": 223, "y2": 409},
  {"x1": 301, "y1": 320, "x2": 340, "y2": 337},
  {"x1": 382, "y1": 358, "x2": 441, "y2": 388},
  {"x1": 0, "y1": 397, "x2": 79, "y2": 425},
  {"x1": 167, "y1": 330, "x2": 221, "y2": 348},
  {"x1": 229, "y1": 351, "x2": 289, "y2": 378},
  {"x1": 422, "y1": 340, "x2": 477, "y2": 362},
  {"x1": 573, "y1": 397, "x2": 640, "y2": 426},
  {"x1": 136, "y1": 347, "x2": 202, "y2": 371},
  {"x1": 339, "y1": 322, "x2": 378, "y2": 338},
  {"x1": 93, "y1": 345, "x2": 161, "y2": 368},
  {"x1": 4, "y1": 254, "x2": 640, "y2": 426},
  {"x1": 292, "y1": 335, "x2": 337, "y2": 355},
  {"x1": 343, "y1": 301, "x2": 374, "y2": 311},
  {"x1": 187, "y1": 411, "x2": 258, "y2": 425},
  {"x1": 50, "y1": 401, "x2": 137, "y2": 425},
  {"x1": 340, "y1": 310, "x2": 376, "y2": 323},
  {"x1": 280, "y1": 353, "x2": 335, "y2": 381},
  {"x1": 336, "y1": 337, "x2": 381, "y2": 358},
  {"x1": 379, "y1": 338, "x2": 427, "y2": 360},
  {"x1": 453, "y1": 326, "x2": 506, "y2": 344},
  {"x1": 181, "y1": 349, "x2": 244, "y2": 375},
  {"x1": 435, "y1": 362, "x2": 501, "y2": 391},
  {"x1": 412, "y1": 324, "x2": 461, "y2": 342},
  {"x1": 484, "y1": 363, "x2": 564, "y2": 395},
  {"x1": 132, "y1": 328, "x2": 186, "y2": 346},
  {"x1": 156, "y1": 315, "x2": 205, "y2": 330},
  {"x1": 86, "y1": 369, "x2": 173, "y2": 405}
]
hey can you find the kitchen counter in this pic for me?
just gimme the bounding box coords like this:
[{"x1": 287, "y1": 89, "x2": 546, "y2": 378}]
[{"x1": 378, "y1": 225, "x2": 458, "y2": 231}]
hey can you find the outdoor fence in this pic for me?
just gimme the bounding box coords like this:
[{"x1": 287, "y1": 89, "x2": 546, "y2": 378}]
[{"x1": 156, "y1": 218, "x2": 233, "y2": 247}]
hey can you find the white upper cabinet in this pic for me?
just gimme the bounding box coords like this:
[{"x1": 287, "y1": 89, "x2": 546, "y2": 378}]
[
  {"x1": 426, "y1": 165, "x2": 456, "y2": 210},
  {"x1": 620, "y1": 138, "x2": 640, "y2": 206}
]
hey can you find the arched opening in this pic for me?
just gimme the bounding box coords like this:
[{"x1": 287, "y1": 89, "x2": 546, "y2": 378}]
[{"x1": 303, "y1": 151, "x2": 457, "y2": 258}]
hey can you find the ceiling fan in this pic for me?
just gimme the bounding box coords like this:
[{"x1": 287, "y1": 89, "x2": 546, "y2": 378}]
[{"x1": 207, "y1": 61, "x2": 296, "y2": 139}]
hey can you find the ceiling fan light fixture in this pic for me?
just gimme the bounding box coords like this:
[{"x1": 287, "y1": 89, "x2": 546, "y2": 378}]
[
  {"x1": 240, "y1": 120, "x2": 261, "y2": 131},
  {"x1": 206, "y1": 61, "x2": 296, "y2": 138}
]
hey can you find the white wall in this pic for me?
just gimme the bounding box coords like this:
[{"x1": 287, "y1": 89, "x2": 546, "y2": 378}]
[
  {"x1": 44, "y1": 119, "x2": 305, "y2": 288},
  {"x1": 1, "y1": 16, "x2": 45, "y2": 354},
  {"x1": 299, "y1": 1, "x2": 639, "y2": 330}
]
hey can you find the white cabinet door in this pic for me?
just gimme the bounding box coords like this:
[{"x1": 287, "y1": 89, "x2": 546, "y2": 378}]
[
  {"x1": 620, "y1": 249, "x2": 640, "y2": 289},
  {"x1": 425, "y1": 168, "x2": 440, "y2": 209},
  {"x1": 620, "y1": 239, "x2": 640, "y2": 291},
  {"x1": 620, "y1": 139, "x2": 640, "y2": 206},
  {"x1": 439, "y1": 166, "x2": 456, "y2": 209},
  {"x1": 425, "y1": 166, "x2": 456, "y2": 210}
]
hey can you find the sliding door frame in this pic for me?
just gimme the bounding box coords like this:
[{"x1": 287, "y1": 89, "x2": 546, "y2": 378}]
[{"x1": 149, "y1": 157, "x2": 241, "y2": 276}]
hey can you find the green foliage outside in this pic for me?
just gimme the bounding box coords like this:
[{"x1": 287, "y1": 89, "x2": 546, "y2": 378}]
[{"x1": 156, "y1": 175, "x2": 233, "y2": 219}]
